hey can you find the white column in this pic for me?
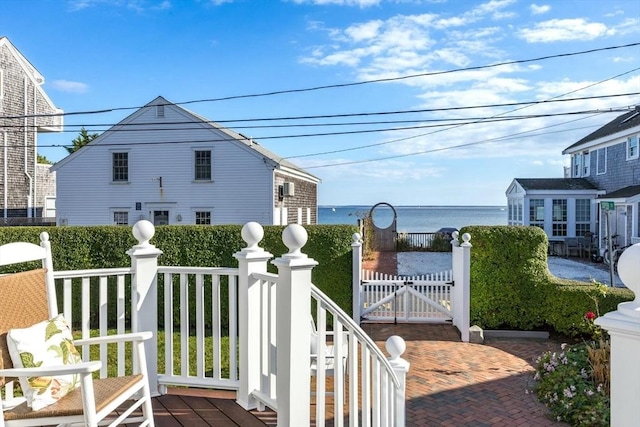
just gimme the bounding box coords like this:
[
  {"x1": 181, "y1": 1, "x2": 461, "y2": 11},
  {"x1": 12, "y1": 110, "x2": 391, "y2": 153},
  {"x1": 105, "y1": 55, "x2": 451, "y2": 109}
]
[
  {"x1": 595, "y1": 243, "x2": 640, "y2": 427},
  {"x1": 451, "y1": 231, "x2": 471, "y2": 342},
  {"x1": 352, "y1": 232, "x2": 363, "y2": 325},
  {"x1": 386, "y1": 335, "x2": 410, "y2": 427},
  {"x1": 234, "y1": 222, "x2": 273, "y2": 410},
  {"x1": 127, "y1": 220, "x2": 163, "y2": 396},
  {"x1": 272, "y1": 224, "x2": 318, "y2": 427}
]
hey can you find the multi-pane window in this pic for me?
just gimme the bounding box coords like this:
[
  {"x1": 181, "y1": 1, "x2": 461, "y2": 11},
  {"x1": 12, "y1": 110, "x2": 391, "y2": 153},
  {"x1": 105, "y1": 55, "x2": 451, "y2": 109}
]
[
  {"x1": 113, "y1": 211, "x2": 128, "y2": 225},
  {"x1": 596, "y1": 148, "x2": 606, "y2": 175},
  {"x1": 582, "y1": 151, "x2": 590, "y2": 176},
  {"x1": 552, "y1": 199, "x2": 567, "y2": 237},
  {"x1": 112, "y1": 152, "x2": 128, "y2": 182},
  {"x1": 529, "y1": 199, "x2": 544, "y2": 229},
  {"x1": 573, "y1": 154, "x2": 581, "y2": 177},
  {"x1": 627, "y1": 135, "x2": 639, "y2": 160},
  {"x1": 194, "y1": 150, "x2": 211, "y2": 180},
  {"x1": 575, "y1": 199, "x2": 591, "y2": 236},
  {"x1": 195, "y1": 211, "x2": 211, "y2": 225}
]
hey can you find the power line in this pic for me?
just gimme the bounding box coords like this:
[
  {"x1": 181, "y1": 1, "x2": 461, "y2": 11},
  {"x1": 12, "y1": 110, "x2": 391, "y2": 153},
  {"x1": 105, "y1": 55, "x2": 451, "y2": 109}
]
[
  {"x1": 2, "y1": 42, "x2": 638, "y2": 121},
  {"x1": 3, "y1": 92, "x2": 638, "y2": 131}
]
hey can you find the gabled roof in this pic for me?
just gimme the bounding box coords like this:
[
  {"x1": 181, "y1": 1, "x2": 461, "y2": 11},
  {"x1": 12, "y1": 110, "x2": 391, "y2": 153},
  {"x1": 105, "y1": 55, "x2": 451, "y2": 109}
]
[
  {"x1": 0, "y1": 36, "x2": 44, "y2": 84},
  {"x1": 598, "y1": 185, "x2": 640, "y2": 199},
  {"x1": 563, "y1": 107, "x2": 640, "y2": 153},
  {"x1": 52, "y1": 96, "x2": 320, "y2": 182},
  {"x1": 514, "y1": 178, "x2": 598, "y2": 191}
]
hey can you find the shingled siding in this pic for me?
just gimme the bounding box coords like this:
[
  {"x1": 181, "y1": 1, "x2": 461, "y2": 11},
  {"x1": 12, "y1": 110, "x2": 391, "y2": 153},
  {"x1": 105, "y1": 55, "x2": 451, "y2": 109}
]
[
  {"x1": 0, "y1": 40, "x2": 60, "y2": 218},
  {"x1": 587, "y1": 142, "x2": 640, "y2": 192},
  {"x1": 274, "y1": 173, "x2": 318, "y2": 225}
]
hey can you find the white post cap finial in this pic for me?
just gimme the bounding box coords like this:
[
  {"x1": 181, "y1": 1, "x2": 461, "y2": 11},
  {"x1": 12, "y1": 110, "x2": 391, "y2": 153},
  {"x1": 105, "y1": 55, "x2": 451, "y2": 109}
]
[
  {"x1": 616, "y1": 243, "x2": 640, "y2": 318},
  {"x1": 282, "y1": 224, "x2": 308, "y2": 258},
  {"x1": 462, "y1": 233, "x2": 471, "y2": 244},
  {"x1": 352, "y1": 233, "x2": 362, "y2": 243},
  {"x1": 241, "y1": 222, "x2": 264, "y2": 250},
  {"x1": 386, "y1": 335, "x2": 406, "y2": 361},
  {"x1": 452, "y1": 231, "x2": 459, "y2": 240},
  {"x1": 40, "y1": 231, "x2": 50, "y2": 243},
  {"x1": 132, "y1": 220, "x2": 155, "y2": 247}
]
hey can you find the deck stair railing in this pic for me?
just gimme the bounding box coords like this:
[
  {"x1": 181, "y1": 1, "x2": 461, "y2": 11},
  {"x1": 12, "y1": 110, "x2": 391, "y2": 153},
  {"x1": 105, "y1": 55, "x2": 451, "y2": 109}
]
[{"x1": 49, "y1": 220, "x2": 409, "y2": 427}]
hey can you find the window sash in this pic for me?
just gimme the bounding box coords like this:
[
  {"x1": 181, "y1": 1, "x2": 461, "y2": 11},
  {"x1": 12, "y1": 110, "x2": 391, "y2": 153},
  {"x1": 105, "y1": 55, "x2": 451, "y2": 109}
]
[
  {"x1": 596, "y1": 148, "x2": 606, "y2": 175},
  {"x1": 113, "y1": 211, "x2": 128, "y2": 225},
  {"x1": 194, "y1": 150, "x2": 212, "y2": 180},
  {"x1": 195, "y1": 211, "x2": 211, "y2": 225},
  {"x1": 112, "y1": 152, "x2": 128, "y2": 182},
  {"x1": 628, "y1": 135, "x2": 639, "y2": 160}
]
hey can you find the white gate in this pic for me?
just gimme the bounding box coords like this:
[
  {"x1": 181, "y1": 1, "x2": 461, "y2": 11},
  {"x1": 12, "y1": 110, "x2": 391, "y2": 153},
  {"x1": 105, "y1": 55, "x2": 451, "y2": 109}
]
[{"x1": 360, "y1": 271, "x2": 453, "y2": 323}]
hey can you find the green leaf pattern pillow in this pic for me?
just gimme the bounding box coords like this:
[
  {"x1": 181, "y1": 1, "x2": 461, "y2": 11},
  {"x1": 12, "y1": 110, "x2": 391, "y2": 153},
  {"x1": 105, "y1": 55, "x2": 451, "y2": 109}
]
[{"x1": 6, "y1": 314, "x2": 82, "y2": 410}]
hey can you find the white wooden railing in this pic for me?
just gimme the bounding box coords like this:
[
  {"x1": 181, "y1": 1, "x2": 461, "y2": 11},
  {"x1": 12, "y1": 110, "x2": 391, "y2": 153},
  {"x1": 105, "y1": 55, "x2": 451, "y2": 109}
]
[{"x1": 50, "y1": 220, "x2": 409, "y2": 426}]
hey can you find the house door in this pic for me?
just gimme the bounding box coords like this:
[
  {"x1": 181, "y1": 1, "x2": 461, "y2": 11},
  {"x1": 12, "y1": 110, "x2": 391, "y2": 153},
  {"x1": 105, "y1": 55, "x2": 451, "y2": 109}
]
[{"x1": 153, "y1": 210, "x2": 169, "y2": 225}]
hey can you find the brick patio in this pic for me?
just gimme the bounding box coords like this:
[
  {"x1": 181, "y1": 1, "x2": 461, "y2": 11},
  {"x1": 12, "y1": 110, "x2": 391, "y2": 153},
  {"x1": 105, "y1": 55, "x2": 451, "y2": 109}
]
[{"x1": 363, "y1": 323, "x2": 567, "y2": 427}]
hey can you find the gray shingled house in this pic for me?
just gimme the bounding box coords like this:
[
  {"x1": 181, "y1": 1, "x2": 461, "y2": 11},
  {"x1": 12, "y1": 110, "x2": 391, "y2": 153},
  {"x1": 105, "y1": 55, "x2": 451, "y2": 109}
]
[
  {"x1": 0, "y1": 36, "x2": 62, "y2": 225},
  {"x1": 506, "y1": 107, "x2": 640, "y2": 256}
]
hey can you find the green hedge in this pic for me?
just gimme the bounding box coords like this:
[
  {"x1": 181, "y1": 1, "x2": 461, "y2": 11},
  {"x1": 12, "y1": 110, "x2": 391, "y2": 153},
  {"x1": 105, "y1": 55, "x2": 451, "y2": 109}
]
[
  {"x1": 459, "y1": 225, "x2": 634, "y2": 337},
  {"x1": 0, "y1": 224, "x2": 357, "y2": 329}
]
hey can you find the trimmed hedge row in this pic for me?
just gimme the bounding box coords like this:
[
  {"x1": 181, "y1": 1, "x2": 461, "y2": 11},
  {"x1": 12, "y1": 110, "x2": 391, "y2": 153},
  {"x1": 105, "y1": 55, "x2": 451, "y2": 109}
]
[
  {"x1": 459, "y1": 225, "x2": 634, "y2": 337},
  {"x1": 0, "y1": 224, "x2": 357, "y2": 328}
]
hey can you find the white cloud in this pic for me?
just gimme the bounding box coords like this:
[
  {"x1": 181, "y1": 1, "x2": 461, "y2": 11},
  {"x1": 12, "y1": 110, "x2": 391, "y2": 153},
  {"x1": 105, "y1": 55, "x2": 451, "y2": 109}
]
[
  {"x1": 530, "y1": 4, "x2": 550, "y2": 15},
  {"x1": 345, "y1": 20, "x2": 383, "y2": 42},
  {"x1": 518, "y1": 19, "x2": 611, "y2": 43},
  {"x1": 291, "y1": 0, "x2": 382, "y2": 6},
  {"x1": 49, "y1": 80, "x2": 89, "y2": 93}
]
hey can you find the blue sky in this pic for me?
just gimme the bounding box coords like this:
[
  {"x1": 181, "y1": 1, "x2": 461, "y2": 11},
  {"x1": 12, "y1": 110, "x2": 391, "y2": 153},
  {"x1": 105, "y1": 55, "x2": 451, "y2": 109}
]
[{"x1": 1, "y1": 0, "x2": 639, "y2": 206}]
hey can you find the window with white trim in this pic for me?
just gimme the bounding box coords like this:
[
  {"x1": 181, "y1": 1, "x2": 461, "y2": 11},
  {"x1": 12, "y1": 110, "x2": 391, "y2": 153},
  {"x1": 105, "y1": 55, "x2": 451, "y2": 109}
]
[
  {"x1": 195, "y1": 211, "x2": 211, "y2": 225},
  {"x1": 112, "y1": 152, "x2": 128, "y2": 182},
  {"x1": 596, "y1": 148, "x2": 606, "y2": 175},
  {"x1": 552, "y1": 199, "x2": 567, "y2": 237},
  {"x1": 582, "y1": 151, "x2": 590, "y2": 176},
  {"x1": 627, "y1": 135, "x2": 639, "y2": 160},
  {"x1": 529, "y1": 199, "x2": 544, "y2": 229},
  {"x1": 573, "y1": 154, "x2": 581, "y2": 177},
  {"x1": 113, "y1": 211, "x2": 128, "y2": 225},
  {"x1": 194, "y1": 150, "x2": 212, "y2": 181},
  {"x1": 575, "y1": 199, "x2": 590, "y2": 236}
]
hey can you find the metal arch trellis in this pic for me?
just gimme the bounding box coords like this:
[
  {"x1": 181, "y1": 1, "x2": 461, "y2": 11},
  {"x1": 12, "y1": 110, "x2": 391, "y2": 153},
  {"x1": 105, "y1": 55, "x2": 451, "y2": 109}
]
[{"x1": 368, "y1": 202, "x2": 397, "y2": 252}]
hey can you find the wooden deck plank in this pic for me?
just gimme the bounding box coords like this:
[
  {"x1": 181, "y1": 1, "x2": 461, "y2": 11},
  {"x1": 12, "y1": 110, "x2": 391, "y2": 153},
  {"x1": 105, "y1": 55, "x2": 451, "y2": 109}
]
[
  {"x1": 155, "y1": 395, "x2": 213, "y2": 425},
  {"x1": 212, "y1": 398, "x2": 273, "y2": 427}
]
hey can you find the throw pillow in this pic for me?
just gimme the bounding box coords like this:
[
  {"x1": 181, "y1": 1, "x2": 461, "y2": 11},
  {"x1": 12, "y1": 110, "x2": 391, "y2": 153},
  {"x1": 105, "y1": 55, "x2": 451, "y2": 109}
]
[{"x1": 6, "y1": 314, "x2": 82, "y2": 411}]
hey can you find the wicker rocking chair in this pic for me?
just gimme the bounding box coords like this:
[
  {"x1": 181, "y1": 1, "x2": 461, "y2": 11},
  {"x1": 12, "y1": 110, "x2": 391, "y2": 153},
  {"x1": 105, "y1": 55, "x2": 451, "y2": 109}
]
[{"x1": 0, "y1": 232, "x2": 155, "y2": 426}]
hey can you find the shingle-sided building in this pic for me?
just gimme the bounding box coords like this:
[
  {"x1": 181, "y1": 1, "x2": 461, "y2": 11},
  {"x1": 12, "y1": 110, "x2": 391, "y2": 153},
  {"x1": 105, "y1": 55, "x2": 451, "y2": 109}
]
[
  {"x1": 0, "y1": 36, "x2": 62, "y2": 224},
  {"x1": 51, "y1": 96, "x2": 320, "y2": 226},
  {"x1": 506, "y1": 107, "x2": 640, "y2": 253}
]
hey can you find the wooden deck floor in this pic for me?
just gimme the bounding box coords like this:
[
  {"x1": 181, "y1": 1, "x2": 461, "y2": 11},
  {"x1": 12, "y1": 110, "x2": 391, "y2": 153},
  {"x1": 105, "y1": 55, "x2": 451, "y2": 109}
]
[{"x1": 151, "y1": 388, "x2": 276, "y2": 427}]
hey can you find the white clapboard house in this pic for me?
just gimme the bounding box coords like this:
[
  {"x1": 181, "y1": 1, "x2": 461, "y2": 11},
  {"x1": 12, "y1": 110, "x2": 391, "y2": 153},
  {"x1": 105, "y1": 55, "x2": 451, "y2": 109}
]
[{"x1": 51, "y1": 96, "x2": 320, "y2": 226}]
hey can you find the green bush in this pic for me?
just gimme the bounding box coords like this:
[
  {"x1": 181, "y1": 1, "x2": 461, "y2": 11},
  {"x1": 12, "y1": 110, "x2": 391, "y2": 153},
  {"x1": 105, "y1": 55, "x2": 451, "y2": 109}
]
[
  {"x1": 459, "y1": 225, "x2": 634, "y2": 336},
  {"x1": 0, "y1": 224, "x2": 357, "y2": 329}
]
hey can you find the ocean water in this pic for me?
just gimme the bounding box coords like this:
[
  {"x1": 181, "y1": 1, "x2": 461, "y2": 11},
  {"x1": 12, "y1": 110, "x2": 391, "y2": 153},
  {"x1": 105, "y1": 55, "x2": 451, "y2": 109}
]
[{"x1": 318, "y1": 205, "x2": 507, "y2": 232}]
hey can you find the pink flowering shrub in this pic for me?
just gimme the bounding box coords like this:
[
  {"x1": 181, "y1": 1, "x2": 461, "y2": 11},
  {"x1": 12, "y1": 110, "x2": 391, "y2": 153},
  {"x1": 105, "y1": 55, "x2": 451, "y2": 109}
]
[{"x1": 534, "y1": 343, "x2": 609, "y2": 426}]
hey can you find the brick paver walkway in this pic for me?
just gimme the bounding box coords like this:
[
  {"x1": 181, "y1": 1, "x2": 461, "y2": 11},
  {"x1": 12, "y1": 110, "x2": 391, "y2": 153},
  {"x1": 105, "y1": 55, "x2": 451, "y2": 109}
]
[{"x1": 363, "y1": 323, "x2": 568, "y2": 427}]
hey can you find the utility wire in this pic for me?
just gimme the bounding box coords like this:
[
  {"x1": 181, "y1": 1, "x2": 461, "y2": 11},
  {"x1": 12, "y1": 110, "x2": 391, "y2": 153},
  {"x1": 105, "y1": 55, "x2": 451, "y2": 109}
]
[{"x1": 2, "y1": 42, "x2": 638, "y2": 121}]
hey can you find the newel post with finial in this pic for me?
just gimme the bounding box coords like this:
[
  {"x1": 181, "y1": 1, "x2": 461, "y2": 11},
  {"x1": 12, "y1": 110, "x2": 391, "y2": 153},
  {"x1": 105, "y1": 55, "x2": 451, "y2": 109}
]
[
  {"x1": 272, "y1": 224, "x2": 318, "y2": 426},
  {"x1": 127, "y1": 220, "x2": 163, "y2": 396},
  {"x1": 595, "y1": 243, "x2": 640, "y2": 427},
  {"x1": 234, "y1": 222, "x2": 273, "y2": 410},
  {"x1": 451, "y1": 231, "x2": 471, "y2": 342}
]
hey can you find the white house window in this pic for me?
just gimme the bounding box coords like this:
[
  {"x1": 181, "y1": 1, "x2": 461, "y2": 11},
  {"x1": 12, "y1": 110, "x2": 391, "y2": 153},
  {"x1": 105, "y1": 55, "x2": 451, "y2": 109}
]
[
  {"x1": 596, "y1": 148, "x2": 606, "y2": 175},
  {"x1": 573, "y1": 154, "x2": 581, "y2": 177},
  {"x1": 575, "y1": 199, "x2": 590, "y2": 236},
  {"x1": 194, "y1": 150, "x2": 212, "y2": 181},
  {"x1": 113, "y1": 211, "x2": 128, "y2": 225},
  {"x1": 195, "y1": 211, "x2": 211, "y2": 225},
  {"x1": 552, "y1": 199, "x2": 567, "y2": 237},
  {"x1": 112, "y1": 152, "x2": 128, "y2": 182},
  {"x1": 627, "y1": 135, "x2": 639, "y2": 160},
  {"x1": 582, "y1": 151, "x2": 590, "y2": 176},
  {"x1": 529, "y1": 199, "x2": 544, "y2": 229}
]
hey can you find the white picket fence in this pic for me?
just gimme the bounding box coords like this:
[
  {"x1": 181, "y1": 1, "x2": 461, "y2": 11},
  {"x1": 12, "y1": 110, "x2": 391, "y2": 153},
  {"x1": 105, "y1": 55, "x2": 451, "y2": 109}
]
[
  {"x1": 50, "y1": 221, "x2": 409, "y2": 426},
  {"x1": 352, "y1": 232, "x2": 472, "y2": 341}
]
